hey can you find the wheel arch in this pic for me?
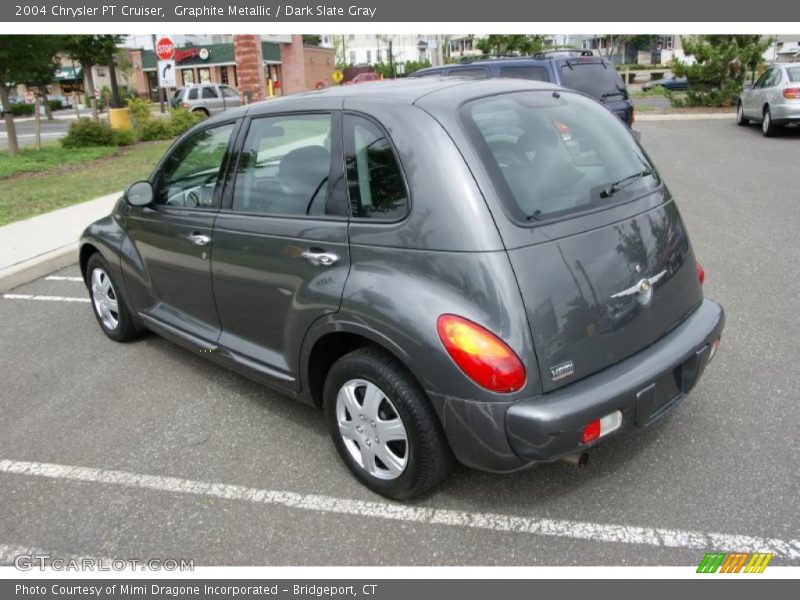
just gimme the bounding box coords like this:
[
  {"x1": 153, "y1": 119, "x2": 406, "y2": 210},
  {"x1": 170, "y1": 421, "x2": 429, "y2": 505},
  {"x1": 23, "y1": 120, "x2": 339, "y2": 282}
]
[{"x1": 300, "y1": 319, "x2": 419, "y2": 409}]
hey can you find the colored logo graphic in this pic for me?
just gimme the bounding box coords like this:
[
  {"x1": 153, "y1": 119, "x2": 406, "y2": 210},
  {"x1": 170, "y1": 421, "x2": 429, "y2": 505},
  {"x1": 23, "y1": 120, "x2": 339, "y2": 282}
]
[{"x1": 697, "y1": 552, "x2": 773, "y2": 573}]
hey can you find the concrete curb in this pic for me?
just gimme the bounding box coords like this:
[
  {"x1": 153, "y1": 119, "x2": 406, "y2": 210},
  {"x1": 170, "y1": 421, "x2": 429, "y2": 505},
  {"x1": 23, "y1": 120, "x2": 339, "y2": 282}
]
[
  {"x1": 0, "y1": 191, "x2": 120, "y2": 292},
  {"x1": 0, "y1": 243, "x2": 78, "y2": 292},
  {"x1": 636, "y1": 113, "x2": 736, "y2": 121}
]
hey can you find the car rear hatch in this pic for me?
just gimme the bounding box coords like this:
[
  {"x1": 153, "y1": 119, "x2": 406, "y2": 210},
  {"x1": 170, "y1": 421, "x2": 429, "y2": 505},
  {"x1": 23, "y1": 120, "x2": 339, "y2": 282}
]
[
  {"x1": 556, "y1": 58, "x2": 633, "y2": 125},
  {"x1": 456, "y1": 88, "x2": 703, "y2": 392}
]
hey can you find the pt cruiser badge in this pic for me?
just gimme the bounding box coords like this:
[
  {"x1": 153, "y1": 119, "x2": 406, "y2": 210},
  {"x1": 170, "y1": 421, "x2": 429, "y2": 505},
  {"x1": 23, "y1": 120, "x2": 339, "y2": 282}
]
[{"x1": 611, "y1": 270, "x2": 667, "y2": 306}]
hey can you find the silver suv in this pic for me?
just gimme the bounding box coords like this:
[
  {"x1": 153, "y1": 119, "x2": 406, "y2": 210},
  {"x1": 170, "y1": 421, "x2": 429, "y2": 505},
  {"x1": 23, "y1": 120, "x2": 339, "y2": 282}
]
[
  {"x1": 737, "y1": 63, "x2": 800, "y2": 136},
  {"x1": 172, "y1": 83, "x2": 242, "y2": 117}
]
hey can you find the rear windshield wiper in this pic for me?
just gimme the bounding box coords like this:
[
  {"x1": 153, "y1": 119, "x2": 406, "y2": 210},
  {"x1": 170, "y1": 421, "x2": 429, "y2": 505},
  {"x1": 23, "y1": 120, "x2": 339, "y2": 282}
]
[{"x1": 600, "y1": 168, "x2": 656, "y2": 198}]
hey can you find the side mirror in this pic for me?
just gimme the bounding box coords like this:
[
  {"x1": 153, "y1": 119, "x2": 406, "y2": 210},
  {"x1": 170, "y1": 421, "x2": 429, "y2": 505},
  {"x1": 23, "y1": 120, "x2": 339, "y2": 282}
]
[{"x1": 125, "y1": 180, "x2": 153, "y2": 206}]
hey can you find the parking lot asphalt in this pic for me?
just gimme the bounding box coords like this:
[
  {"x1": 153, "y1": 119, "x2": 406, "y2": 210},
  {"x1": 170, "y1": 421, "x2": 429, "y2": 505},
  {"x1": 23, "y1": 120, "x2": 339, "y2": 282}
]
[{"x1": 0, "y1": 119, "x2": 798, "y2": 567}]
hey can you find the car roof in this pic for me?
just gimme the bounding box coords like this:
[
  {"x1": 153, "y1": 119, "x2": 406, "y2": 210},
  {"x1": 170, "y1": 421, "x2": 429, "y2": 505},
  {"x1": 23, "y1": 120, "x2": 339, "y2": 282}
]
[
  {"x1": 414, "y1": 55, "x2": 610, "y2": 75},
  {"x1": 202, "y1": 78, "x2": 563, "y2": 125}
]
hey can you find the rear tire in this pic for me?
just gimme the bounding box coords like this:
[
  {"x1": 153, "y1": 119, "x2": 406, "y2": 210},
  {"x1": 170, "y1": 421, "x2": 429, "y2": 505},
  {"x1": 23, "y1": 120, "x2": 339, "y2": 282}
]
[
  {"x1": 736, "y1": 101, "x2": 749, "y2": 126},
  {"x1": 86, "y1": 254, "x2": 143, "y2": 343},
  {"x1": 762, "y1": 106, "x2": 778, "y2": 137},
  {"x1": 323, "y1": 346, "x2": 454, "y2": 500}
]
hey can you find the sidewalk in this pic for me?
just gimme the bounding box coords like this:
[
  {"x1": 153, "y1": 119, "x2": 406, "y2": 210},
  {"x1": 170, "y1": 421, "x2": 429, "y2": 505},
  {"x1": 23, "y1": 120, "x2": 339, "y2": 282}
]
[{"x1": 0, "y1": 191, "x2": 120, "y2": 292}]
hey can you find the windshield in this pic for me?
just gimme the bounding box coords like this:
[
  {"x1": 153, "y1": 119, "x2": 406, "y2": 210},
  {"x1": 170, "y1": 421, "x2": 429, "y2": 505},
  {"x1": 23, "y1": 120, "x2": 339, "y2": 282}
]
[
  {"x1": 462, "y1": 90, "x2": 658, "y2": 223},
  {"x1": 559, "y1": 62, "x2": 625, "y2": 100}
]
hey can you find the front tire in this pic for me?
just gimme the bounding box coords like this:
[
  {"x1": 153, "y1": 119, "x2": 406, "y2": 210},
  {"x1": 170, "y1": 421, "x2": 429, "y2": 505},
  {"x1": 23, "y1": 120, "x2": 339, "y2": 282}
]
[
  {"x1": 736, "y1": 101, "x2": 749, "y2": 126},
  {"x1": 323, "y1": 347, "x2": 454, "y2": 500},
  {"x1": 86, "y1": 254, "x2": 142, "y2": 342},
  {"x1": 762, "y1": 107, "x2": 778, "y2": 137}
]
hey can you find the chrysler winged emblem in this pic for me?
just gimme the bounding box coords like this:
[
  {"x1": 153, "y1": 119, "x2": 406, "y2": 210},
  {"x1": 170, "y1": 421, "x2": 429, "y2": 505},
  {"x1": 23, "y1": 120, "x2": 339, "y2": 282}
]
[{"x1": 610, "y1": 270, "x2": 667, "y2": 306}]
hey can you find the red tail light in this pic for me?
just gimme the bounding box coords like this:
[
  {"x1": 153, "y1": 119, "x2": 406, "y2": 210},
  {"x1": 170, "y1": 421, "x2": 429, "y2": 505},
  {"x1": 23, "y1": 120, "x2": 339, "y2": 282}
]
[
  {"x1": 581, "y1": 419, "x2": 601, "y2": 444},
  {"x1": 783, "y1": 88, "x2": 800, "y2": 99},
  {"x1": 436, "y1": 314, "x2": 526, "y2": 393},
  {"x1": 696, "y1": 261, "x2": 705, "y2": 285}
]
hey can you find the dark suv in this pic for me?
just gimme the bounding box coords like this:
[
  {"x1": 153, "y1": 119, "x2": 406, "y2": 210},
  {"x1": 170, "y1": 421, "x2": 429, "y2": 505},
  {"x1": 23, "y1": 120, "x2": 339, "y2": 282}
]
[
  {"x1": 80, "y1": 78, "x2": 722, "y2": 500},
  {"x1": 412, "y1": 51, "x2": 635, "y2": 126}
]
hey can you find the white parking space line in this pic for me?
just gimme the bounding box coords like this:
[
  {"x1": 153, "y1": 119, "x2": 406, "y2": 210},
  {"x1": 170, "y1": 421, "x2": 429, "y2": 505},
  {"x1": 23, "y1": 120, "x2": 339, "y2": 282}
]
[
  {"x1": 3, "y1": 294, "x2": 89, "y2": 303},
  {"x1": 45, "y1": 276, "x2": 84, "y2": 282},
  {"x1": 2, "y1": 459, "x2": 798, "y2": 559}
]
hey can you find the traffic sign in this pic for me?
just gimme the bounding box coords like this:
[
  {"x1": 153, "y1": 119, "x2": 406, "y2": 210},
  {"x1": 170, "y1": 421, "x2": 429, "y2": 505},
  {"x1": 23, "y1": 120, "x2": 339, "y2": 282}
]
[
  {"x1": 156, "y1": 37, "x2": 175, "y2": 61},
  {"x1": 158, "y1": 60, "x2": 176, "y2": 88},
  {"x1": 332, "y1": 70, "x2": 344, "y2": 84}
]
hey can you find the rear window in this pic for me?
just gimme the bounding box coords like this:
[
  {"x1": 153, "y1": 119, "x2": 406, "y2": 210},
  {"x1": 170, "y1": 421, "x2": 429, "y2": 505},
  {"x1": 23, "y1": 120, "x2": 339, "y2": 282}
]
[
  {"x1": 788, "y1": 66, "x2": 800, "y2": 82},
  {"x1": 462, "y1": 91, "x2": 658, "y2": 223},
  {"x1": 559, "y1": 62, "x2": 626, "y2": 100},
  {"x1": 499, "y1": 66, "x2": 550, "y2": 82}
]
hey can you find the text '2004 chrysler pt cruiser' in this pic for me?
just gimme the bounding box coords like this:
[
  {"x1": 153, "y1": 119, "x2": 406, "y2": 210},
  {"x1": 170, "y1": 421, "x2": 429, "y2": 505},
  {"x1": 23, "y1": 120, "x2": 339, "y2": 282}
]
[{"x1": 80, "y1": 78, "x2": 724, "y2": 500}]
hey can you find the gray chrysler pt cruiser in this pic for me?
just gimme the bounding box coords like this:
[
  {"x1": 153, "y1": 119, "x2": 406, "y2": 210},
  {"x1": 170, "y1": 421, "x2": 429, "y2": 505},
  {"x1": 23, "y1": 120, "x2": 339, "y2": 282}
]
[{"x1": 80, "y1": 79, "x2": 724, "y2": 499}]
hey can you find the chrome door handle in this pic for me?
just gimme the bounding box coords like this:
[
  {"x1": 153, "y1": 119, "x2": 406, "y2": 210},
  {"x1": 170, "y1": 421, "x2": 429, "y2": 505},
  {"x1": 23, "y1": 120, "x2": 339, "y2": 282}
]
[
  {"x1": 187, "y1": 233, "x2": 211, "y2": 246},
  {"x1": 301, "y1": 249, "x2": 339, "y2": 266}
]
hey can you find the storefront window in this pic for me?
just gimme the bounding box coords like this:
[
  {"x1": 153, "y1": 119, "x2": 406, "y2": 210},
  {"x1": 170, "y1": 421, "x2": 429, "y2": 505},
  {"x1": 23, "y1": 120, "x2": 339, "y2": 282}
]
[
  {"x1": 181, "y1": 69, "x2": 194, "y2": 85},
  {"x1": 220, "y1": 66, "x2": 229, "y2": 85},
  {"x1": 198, "y1": 68, "x2": 211, "y2": 83}
]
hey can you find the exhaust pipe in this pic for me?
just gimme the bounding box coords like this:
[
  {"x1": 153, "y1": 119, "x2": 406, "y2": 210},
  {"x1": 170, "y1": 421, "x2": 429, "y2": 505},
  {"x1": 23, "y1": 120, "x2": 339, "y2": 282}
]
[{"x1": 560, "y1": 452, "x2": 589, "y2": 467}]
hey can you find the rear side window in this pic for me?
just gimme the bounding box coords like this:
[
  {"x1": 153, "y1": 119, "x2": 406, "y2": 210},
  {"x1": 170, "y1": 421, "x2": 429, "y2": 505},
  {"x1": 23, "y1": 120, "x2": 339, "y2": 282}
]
[
  {"x1": 446, "y1": 68, "x2": 488, "y2": 80},
  {"x1": 559, "y1": 63, "x2": 626, "y2": 100},
  {"x1": 499, "y1": 66, "x2": 551, "y2": 82},
  {"x1": 221, "y1": 86, "x2": 239, "y2": 98},
  {"x1": 462, "y1": 91, "x2": 658, "y2": 223},
  {"x1": 202, "y1": 87, "x2": 218, "y2": 99},
  {"x1": 788, "y1": 67, "x2": 800, "y2": 82},
  {"x1": 344, "y1": 114, "x2": 408, "y2": 220}
]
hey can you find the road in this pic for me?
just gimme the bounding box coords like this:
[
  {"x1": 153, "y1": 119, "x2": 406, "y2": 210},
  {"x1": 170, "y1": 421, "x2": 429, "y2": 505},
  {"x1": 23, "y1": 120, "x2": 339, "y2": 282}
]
[
  {"x1": 0, "y1": 119, "x2": 798, "y2": 567},
  {"x1": 0, "y1": 110, "x2": 89, "y2": 149}
]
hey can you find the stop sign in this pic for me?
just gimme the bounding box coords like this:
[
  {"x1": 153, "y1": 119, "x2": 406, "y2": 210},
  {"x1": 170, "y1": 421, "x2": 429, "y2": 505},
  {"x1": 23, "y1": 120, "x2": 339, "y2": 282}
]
[{"x1": 156, "y1": 37, "x2": 175, "y2": 61}]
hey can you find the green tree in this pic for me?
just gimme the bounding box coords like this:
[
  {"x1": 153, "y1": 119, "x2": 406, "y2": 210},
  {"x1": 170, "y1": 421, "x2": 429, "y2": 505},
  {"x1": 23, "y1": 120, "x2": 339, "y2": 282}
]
[
  {"x1": 475, "y1": 35, "x2": 548, "y2": 57},
  {"x1": 63, "y1": 35, "x2": 124, "y2": 117},
  {"x1": 302, "y1": 35, "x2": 322, "y2": 47},
  {"x1": 671, "y1": 35, "x2": 773, "y2": 107},
  {"x1": 0, "y1": 35, "x2": 64, "y2": 156}
]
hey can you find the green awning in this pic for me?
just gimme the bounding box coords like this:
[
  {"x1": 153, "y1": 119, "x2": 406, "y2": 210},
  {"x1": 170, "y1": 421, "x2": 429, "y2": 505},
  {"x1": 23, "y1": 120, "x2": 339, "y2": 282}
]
[{"x1": 54, "y1": 66, "x2": 83, "y2": 81}]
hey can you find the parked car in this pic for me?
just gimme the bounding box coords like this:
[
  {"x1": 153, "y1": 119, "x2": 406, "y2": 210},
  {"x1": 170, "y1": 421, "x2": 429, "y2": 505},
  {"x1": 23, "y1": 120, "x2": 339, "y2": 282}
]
[
  {"x1": 171, "y1": 83, "x2": 242, "y2": 117},
  {"x1": 347, "y1": 72, "x2": 382, "y2": 84},
  {"x1": 641, "y1": 73, "x2": 688, "y2": 92},
  {"x1": 737, "y1": 64, "x2": 800, "y2": 136},
  {"x1": 80, "y1": 79, "x2": 724, "y2": 500},
  {"x1": 411, "y1": 51, "x2": 635, "y2": 126}
]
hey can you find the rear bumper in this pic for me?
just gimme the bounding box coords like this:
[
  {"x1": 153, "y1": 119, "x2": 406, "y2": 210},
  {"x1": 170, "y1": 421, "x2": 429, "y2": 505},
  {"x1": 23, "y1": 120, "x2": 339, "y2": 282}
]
[
  {"x1": 770, "y1": 102, "x2": 800, "y2": 123},
  {"x1": 505, "y1": 298, "x2": 724, "y2": 462}
]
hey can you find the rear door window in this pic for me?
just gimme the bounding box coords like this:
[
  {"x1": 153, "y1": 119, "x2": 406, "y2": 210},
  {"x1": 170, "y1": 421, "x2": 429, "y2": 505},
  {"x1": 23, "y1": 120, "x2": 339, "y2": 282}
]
[
  {"x1": 788, "y1": 67, "x2": 800, "y2": 82},
  {"x1": 499, "y1": 66, "x2": 551, "y2": 82},
  {"x1": 202, "y1": 87, "x2": 218, "y2": 99},
  {"x1": 188, "y1": 88, "x2": 199, "y2": 100},
  {"x1": 559, "y1": 62, "x2": 626, "y2": 100},
  {"x1": 462, "y1": 90, "x2": 658, "y2": 223},
  {"x1": 232, "y1": 113, "x2": 334, "y2": 217}
]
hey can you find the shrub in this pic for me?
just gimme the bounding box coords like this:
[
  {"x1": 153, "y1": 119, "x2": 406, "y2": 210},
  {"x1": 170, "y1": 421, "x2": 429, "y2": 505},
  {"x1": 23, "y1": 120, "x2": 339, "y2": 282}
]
[
  {"x1": 112, "y1": 128, "x2": 136, "y2": 146},
  {"x1": 10, "y1": 103, "x2": 35, "y2": 117},
  {"x1": 126, "y1": 96, "x2": 152, "y2": 127},
  {"x1": 48, "y1": 99, "x2": 64, "y2": 112},
  {"x1": 168, "y1": 107, "x2": 203, "y2": 137},
  {"x1": 60, "y1": 118, "x2": 116, "y2": 148},
  {"x1": 137, "y1": 118, "x2": 172, "y2": 142}
]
